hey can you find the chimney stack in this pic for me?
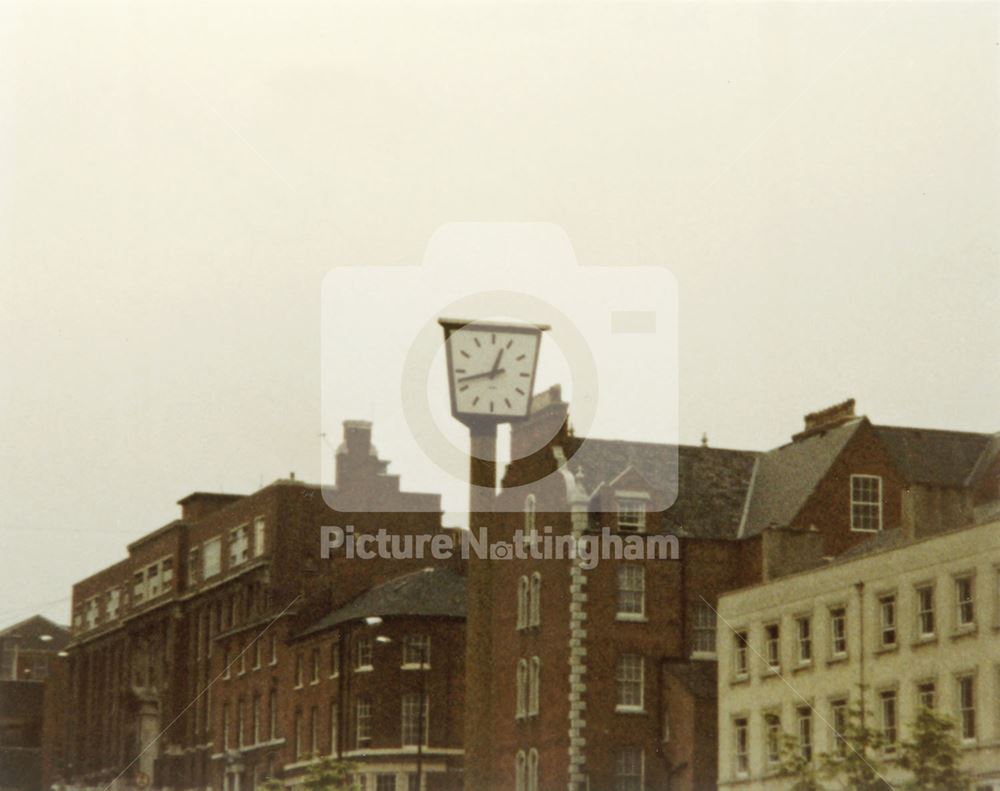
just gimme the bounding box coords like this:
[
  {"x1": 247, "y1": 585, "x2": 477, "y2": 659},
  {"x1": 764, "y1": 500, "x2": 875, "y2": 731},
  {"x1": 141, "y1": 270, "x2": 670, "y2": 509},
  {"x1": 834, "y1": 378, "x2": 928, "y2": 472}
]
[{"x1": 793, "y1": 398, "x2": 857, "y2": 441}]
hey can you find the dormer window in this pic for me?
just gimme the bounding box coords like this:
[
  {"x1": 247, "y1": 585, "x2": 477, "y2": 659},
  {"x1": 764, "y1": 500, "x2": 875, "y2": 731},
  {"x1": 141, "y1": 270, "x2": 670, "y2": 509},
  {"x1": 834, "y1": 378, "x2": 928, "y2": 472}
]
[
  {"x1": 850, "y1": 475, "x2": 882, "y2": 532},
  {"x1": 617, "y1": 497, "x2": 647, "y2": 532}
]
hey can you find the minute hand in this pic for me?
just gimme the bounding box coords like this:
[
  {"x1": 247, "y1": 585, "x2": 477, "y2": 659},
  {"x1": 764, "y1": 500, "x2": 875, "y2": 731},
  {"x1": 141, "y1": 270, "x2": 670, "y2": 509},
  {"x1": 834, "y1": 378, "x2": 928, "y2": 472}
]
[{"x1": 458, "y1": 368, "x2": 505, "y2": 383}]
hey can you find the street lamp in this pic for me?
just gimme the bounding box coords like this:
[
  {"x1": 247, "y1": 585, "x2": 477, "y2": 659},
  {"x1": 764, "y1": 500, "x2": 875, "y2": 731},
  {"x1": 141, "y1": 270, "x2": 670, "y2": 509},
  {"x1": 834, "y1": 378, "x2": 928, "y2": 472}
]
[{"x1": 368, "y1": 630, "x2": 428, "y2": 791}]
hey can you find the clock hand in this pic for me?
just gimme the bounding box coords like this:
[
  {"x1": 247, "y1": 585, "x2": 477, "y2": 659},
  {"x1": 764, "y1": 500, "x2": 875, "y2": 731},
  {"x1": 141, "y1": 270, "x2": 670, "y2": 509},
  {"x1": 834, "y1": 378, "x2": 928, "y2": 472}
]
[
  {"x1": 489, "y1": 349, "x2": 504, "y2": 377},
  {"x1": 458, "y1": 369, "x2": 505, "y2": 383}
]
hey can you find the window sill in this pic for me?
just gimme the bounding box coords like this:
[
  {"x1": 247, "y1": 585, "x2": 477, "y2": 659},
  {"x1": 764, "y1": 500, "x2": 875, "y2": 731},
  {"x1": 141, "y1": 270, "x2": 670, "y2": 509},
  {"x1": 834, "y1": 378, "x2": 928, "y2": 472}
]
[
  {"x1": 354, "y1": 665, "x2": 373, "y2": 673},
  {"x1": 826, "y1": 654, "x2": 848, "y2": 666},
  {"x1": 690, "y1": 651, "x2": 717, "y2": 661},
  {"x1": 401, "y1": 663, "x2": 431, "y2": 671},
  {"x1": 951, "y1": 626, "x2": 977, "y2": 641},
  {"x1": 911, "y1": 634, "x2": 937, "y2": 648},
  {"x1": 792, "y1": 661, "x2": 813, "y2": 673},
  {"x1": 761, "y1": 667, "x2": 781, "y2": 679},
  {"x1": 730, "y1": 674, "x2": 750, "y2": 686},
  {"x1": 309, "y1": 680, "x2": 320, "y2": 686},
  {"x1": 875, "y1": 644, "x2": 898, "y2": 655},
  {"x1": 615, "y1": 705, "x2": 647, "y2": 715},
  {"x1": 615, "y1": 614, "x2": 648, "y2": 623}
]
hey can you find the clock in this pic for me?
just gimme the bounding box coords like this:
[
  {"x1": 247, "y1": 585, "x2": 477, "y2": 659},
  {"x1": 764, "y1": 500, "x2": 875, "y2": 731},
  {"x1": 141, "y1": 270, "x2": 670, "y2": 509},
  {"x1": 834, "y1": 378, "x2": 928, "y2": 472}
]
[{"x1": 439, "y1": 318, "x2": 547, "y2": 426}]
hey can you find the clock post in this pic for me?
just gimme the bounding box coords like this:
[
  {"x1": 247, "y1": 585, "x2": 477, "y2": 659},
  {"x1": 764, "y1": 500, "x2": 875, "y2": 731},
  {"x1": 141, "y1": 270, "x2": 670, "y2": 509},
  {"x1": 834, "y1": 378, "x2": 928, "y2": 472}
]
[{"x1": 438, "y1": 318, "x2": 546, "y2": 791}]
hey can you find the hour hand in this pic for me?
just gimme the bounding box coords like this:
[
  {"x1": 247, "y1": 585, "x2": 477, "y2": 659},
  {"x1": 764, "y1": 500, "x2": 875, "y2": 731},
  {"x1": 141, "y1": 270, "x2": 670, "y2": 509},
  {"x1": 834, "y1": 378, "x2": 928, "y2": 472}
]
[{"x1": 489, "y1": 349, "x2": 505, "y2": 376}]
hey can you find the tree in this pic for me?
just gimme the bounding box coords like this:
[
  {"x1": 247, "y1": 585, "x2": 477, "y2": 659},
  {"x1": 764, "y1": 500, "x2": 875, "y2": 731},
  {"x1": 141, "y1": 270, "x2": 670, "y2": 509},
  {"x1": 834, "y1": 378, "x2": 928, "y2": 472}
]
[
  {"x1": 301, "y1": 756, "x2": 357, "y2": 791},
  {"x1": 898, "y1": 706, "x2": 971, "y2": 791},
  {"x1": 819, "y1": 702, "x2": 893, "y2": 791},
  {"x1": 779, "y1": 733, "x2": 824, "y2": 791}
]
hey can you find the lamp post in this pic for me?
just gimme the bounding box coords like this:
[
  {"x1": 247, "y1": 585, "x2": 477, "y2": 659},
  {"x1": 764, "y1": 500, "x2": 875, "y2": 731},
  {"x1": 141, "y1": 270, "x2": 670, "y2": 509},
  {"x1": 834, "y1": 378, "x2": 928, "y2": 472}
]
[
  {"x1": 438, "y1": 318, "x2": 547, "y2": 791},
  {"x1": 369, "y1": 630, "x2": 428, "y2": 791}
]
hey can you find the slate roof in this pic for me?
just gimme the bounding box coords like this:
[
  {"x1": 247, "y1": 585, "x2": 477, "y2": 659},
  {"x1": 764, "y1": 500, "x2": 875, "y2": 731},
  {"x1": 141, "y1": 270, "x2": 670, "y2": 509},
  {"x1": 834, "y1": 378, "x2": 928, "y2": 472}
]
[
  {"x1": 564, "y1": 437, "x2": 759, "y2": 540},
  {"x1": 297, "y1": 567, "x2": 466, "y2": 639},
  {"x1": 967, "y1": 433, "x2": 1000, "y2": 487},
  {"x1": 740, "y1": 418, "x2": 863, "y2": 537},
  {"x1": 0, "y1": 614, "x2": 71, "y2": 651},
  {"x1": 835, "y1": 527, "x2": 907, "y2": 561},
  {"x1": 662, "y1": 660, "x2": 717, "y2": 699},
  {"x1": 875, "y1": 426, "x2": 992, "y2": 487}
]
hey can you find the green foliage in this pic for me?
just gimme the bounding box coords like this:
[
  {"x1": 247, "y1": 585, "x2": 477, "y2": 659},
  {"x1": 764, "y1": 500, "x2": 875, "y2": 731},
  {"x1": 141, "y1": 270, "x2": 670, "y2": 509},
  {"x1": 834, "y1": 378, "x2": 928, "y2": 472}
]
[
  {"x1": 778, "y1": 698, "x2": 970, "y2": 791},
  {"x1": 301, "y1": 756, "x2": 357, "y2": 791},
  {"x1": 258, "y1": 778, "x2": 285, "y2": 791},
  {"x1": 898, "y1": 707, "x2": 971, "y2": 791}
]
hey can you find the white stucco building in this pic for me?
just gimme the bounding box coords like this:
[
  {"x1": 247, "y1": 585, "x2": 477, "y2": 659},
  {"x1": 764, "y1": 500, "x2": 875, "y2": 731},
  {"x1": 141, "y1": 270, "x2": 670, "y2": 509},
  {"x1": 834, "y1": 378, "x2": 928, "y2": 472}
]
[{"x1": 717, "y1": 518, "x2": 1000, "y2": 790}]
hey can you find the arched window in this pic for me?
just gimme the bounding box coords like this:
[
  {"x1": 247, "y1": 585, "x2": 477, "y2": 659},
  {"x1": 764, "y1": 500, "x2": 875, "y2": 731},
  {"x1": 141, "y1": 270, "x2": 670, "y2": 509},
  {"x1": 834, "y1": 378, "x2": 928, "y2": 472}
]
[
  {"x1": 515, "y1": 750, "x2": 527, "y2": 791},
  {"x1": 517, "y1": 576, "x2": 529, "y2": 631},
  {"x1": 516, "y1": 659, "x2": 527, "y2": 719},
  {"x1": 529, "y1": 656, "x2": 541, "y2": 716},
  {"x1": 530, "y1": 572, "x2": 542, "y2": 628},
  {"x1": 528, "y1": 748, "x2": 539, "y2": 791},
  {"x1": 524, "y1": 494, "x2": 537, "y2": 542}
]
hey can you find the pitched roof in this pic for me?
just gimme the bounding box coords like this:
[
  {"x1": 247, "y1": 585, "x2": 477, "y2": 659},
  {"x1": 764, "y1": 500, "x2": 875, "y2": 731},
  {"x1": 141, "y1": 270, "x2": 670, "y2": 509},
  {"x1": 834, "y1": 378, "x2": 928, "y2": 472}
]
[
  {"x1": 0, "y1": 615, "x2": 71, "y2": 650},
  {"x1": 565, "y1": 437, "x2": 759, "y2": 539},
  {"x1": 741, "y1": 418, "x2": 864, "y2": 536},
  {"x1": 874, "y1": 426, "x2": 991, "y2": 487},
  {"x1": 297, "y1": 567, "x2": 466, "y2": 639},
  {"x1": 967, "y1": 433, "x2": 1000, "y2": 487}
]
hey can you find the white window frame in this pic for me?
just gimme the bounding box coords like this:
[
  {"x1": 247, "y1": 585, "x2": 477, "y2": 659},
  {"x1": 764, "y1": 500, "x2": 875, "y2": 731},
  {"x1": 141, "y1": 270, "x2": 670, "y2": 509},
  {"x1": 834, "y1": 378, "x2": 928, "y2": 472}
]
[
  {"x1": 797, "y1": 705, "x2": 813, "y2": 761},
  {"x1": 957, "y1": 673, "x2": 976, "y2": 742},
  {"x1": 253, "y1": 516, "x2": 266, "y2": 557},
  {"x1": 515, "y1": 751, "x2": 526, "y2": 791},
  {"x1": 402, "y1": 634, "x2": 430, "y2": 669},
  {"x1": 878, "y1": 593, "x2": 897, "y2": 648},
  {"x1": 764, "y1": 712, "x2": 782, "y2": 768},
  {"x1": 616, "y1": 565, "x2": 646, "y2": 621},
  {"x1": 796, "y1": 615, "x2": 812, "y2": 664},
  {"x1": 527, "y1": 748, "x2": 539, "y2": 791},
  {"x1": 203, "y1": 537, "x2": 222, "y2": 579},
  {"x1": 515, "y1": 659, "x2": 527, "y2": 719},
  {"x1": 355, "y1": 637, "x2": 373, "y2": 671},
  {"x1": 734, "y1": 631, "x2": 749, "y2": 679},
  {"x1": 850, "y1": 474, "x2": 882, "y2": 532},
  {"x1": 830, "y1": 697, "x2": 848, "y2": 756},
  {"x1": 524, "y1": 494, "x2": 537, "y2": 545},
  {"x1": 401, "y1": 692, "x2": 429, "y2": 747},
  {"x1": 528, "y1": 656, "x2": 540, "y2": 717},
  {"x1": 764, "y1": 622, "x2": 780, "y2": 671},
  {"x1": 516, "y1": 576, "x2": 529, "y2": 631},
  {"x1": 733, "y1": 716, "x2": 750, "y2": 777},
  {"x1": 617, "y1": 497, "x2": 647, "y2": 532},
  {"x1": 614, "y1": 747, "x2": 643, "y2": 791},
  {"x1": 355, "y1": 698, "x2": 372, "y2": 748},
  {"x1": 879, "y1": 688, "x2": 898, "y2": 754},
  {"x1": 229, "y1": 524, "x2": 249, "y2": 567},
  {"x1": 830, "y1": 606, "x2": 848, "y2": 658},
  {"x1": 915, "y1": 583, "x2": 936, "y2": 638},
  {"x1": 615, "y1": 654, "x2": 644, "y2": 712},
  {"x1": 955, "y1": 574, "x2": 976, "y2": 630},
  {"x1": 692, "y1": 601, "x2": 717, "y2": 656},
  {"x1": 916, "y1": 679, "x2": 935, "y2": 709},
  {"x1": 529, "y1": 573, "x2": 541, "y2": 628}
]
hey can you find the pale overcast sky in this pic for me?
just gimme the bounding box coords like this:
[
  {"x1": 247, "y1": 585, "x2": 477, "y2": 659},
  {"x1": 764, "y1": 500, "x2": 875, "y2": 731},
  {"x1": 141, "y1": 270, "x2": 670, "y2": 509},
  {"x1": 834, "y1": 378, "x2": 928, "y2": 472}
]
[{"x1": 2, "y1": 1, "x2": 998, "y2": 628}]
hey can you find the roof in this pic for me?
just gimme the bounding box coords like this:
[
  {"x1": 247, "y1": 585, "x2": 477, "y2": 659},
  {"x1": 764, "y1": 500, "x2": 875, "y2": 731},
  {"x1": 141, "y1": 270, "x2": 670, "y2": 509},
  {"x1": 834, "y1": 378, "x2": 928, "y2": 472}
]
[
  {"x1": 967, "y1": 433, "x2": 1000, "y2": 487},
  {"x1": 297, "y1": 567, "x2": 466, "y2": 639},
  {"x1": 874, "y1": 426, "x2": 991, "y2": 487},
  {"x1": 835, "y1": 527, "x2": 907, "y2": 560},
  {"x1": 662, "y1": 660, "x2": 717, "y2": 699},
  {"x1": 741, "y1": 418, "x2": 864, "y2": 537},
  {"x1": 565, "y1": 437, "x2": 759, "y2": 540},
  {"x1": 0, "y1": 615, "x2": 71, "y2": 650}
]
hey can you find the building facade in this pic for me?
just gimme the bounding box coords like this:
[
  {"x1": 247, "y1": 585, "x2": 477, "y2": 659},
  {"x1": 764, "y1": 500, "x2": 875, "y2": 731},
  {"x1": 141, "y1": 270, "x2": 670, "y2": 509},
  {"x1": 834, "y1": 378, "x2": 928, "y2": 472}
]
[
  {"x1": 716, "y1": 518, "x2": 1000, "y2": 790},
  {"x1": 57, "y1": 421, "x2": 458, "y2": 791},
  {"x1": 0, "y1": 615, "x2": 69, "y2": 791},
  {"x1": 468, "y1": 389, "x2": 998, "y2": 791}
]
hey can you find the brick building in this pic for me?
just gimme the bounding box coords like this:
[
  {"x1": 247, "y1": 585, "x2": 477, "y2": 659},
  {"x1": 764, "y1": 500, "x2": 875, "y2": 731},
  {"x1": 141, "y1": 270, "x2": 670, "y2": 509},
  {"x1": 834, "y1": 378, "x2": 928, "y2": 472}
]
[
  {"x1": 58, "y1": 421, "x2": 459, "y2": 791},
  {"x1": 468, "y1": 388, "x2": 997, "y2": 791},
  {"x1": 0, "y1": 615, "x2": 69, "y2": 791}
]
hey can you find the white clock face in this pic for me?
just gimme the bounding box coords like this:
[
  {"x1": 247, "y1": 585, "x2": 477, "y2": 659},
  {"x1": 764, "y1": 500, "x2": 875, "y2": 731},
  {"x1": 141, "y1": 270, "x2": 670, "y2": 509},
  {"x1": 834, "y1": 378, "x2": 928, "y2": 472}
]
[{"x1": 447, "y1": 326, "x2": 540, "y2": 418}]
